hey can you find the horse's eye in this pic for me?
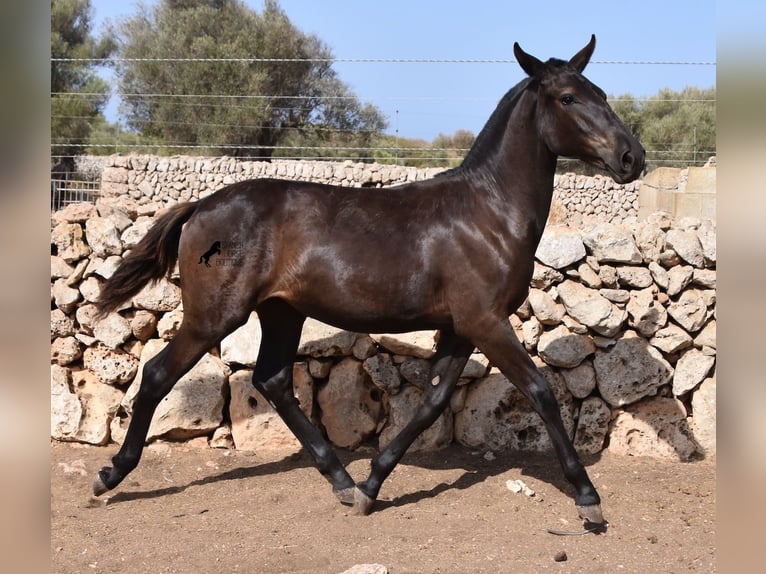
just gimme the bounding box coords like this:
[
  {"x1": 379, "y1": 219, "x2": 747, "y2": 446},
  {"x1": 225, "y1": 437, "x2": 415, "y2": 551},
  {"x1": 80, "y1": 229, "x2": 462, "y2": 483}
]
[{"x1": 561, "y1": 94, "x2": 575, "y2": 106}]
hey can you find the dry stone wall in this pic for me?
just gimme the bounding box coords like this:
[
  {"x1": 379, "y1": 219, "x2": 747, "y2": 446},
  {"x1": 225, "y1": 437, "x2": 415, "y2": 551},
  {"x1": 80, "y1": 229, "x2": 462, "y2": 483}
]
[
  {"x1": 51, "y1": 158, "x2": 715, "y2": 461},
  {"x1": 97, "y1": 154, "x2": 640, "y2": 224}
]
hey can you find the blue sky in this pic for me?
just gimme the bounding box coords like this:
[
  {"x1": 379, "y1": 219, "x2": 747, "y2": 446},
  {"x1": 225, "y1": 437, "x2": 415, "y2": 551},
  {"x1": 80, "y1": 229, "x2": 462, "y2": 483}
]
[{"x1": 89, "y1": 0, "x2": 716, "y2": 141}]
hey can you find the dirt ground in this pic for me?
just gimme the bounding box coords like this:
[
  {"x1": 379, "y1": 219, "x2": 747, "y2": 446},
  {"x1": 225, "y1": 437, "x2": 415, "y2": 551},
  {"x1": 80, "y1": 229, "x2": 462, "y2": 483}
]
[{"x1": 50, "y1": 441, "x2": 715, "y2": 573}]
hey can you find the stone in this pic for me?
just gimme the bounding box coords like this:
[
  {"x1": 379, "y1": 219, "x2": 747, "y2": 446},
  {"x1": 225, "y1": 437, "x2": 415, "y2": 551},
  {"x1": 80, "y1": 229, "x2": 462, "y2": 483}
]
[
  {"x1": 352, "y1": 335, "x2": 378, "y2": 360},
  {"x1": 626, "y1": 287, "x2": 667, "y2": 337},
  {"x1": 577, "y1": 262, "x2": 602, "y2": 288},
  {"x1": 379, "y1": 385, "x2": 453, "y2": 452},
  {"x1": 667, "y1": 289, "x2": 708, "y2": 332},
  {"x1": 691, "y1": 378, "x2": 716, "y2": 455},
  {"x1": 664, "y1": 229, "x2": 704, "y2": 268},
  {"x1": 667, "y1": 265, "x2": 694, "y2": 297},
  {"x1": 120, "y1": 217, "x2": 155, "y2": 248},
  {"x1": 649, "y1": 324, "x2": 694, "y2": 355},
  {"x1": 221, "y1": 312, "x2": 262, "y2": 367},
  {"x1": 51, "y1": 309, "x2": 75, "y2": 339},
  {"x1": 557, "y1": 280, "x2": 627, "y2": 337},
  {"x1": 454, "y1": 362, "x2": 574, "y2": 452},
  {"x1": 672, "y1": 349, "x2": 715, "y2": 396},
  {"x1": 51, "y1": 365, "x2": 81, "y2": 440},
  {"x1": 298, "y1": 318, "x2": 359, "y2": 357},
  {"x1": 52, "y1": 202, "x2": 98, "y2": 224},
  {"x1": 692, "y1": 269, "x2": 716, "y2": 289},
  {"x1": 317, "y1": 357, "x2": 382, "y2": 449},
  {"x1": 83, "y1": 344, "x2": 139, "y2": 386},
  {"x1": 573, "y1": 396, "x2": 611, "y2": 454},
  {"x1": 71, "y1": 369, "x2": 124, "y2": 445},
  {"x1": 52, "y1": 278, "x2": 81, "y2": 313},
  {"x1": 122, "y1": 340, "x2": 227, "y2": 441},
  {"x1": 648, "y1": 261, "x2": 669, "y2": 290},
  {"x1": 534, "y1": 226, "x2": 586, "y2": 269},
  {"x1": 537, "y1": 325, "x2": 595, "y2": 368},
  {"x1": 157, "y1": 308, "x2": 184, "y2": 341},
  {"x1": 615, "y1": 266, "x2": 654, "y2": 289},
  {"x1": 363, "y1": 353, "x2": 402, "y2": 395},
  {"x1": 50, "y1": 336, "x2": 83, "y2": 366},
  {"x1": 92, "y1": 312, "x2": 132, "y2": 349},
  {"x1": 561, "y1": 361, "x2": 597, "y2": 399},
  {"x1": 583, "y1": 223, "x2": 642, "y2": 264},
  {"x1": 51, "y1": 255, "x2": 74, "y2": 279},
  {"x1": 461, "y1": 352, "x2": 490, "y2": 379},
  {"x1": 132, "y1": 278, "x2": 182, "y2": 312},
  {"x1": 608, "y1": 397, "x2": 697, "y2": 461},
  {"x1": 51, "y1": 222, "x2": 91, "y2": 263},
  {"x1": 85, "y1": 217, "x2": 123, "y2": 257},
  {"x1": 399, "y1": 358, "x2": 432, "y2": 389},
  {"x1": 697, "y1": 221, "x2": 716, "y2": 265},
  {"x1": 521, "y1": 316, "x2": 543, "y2": 351},
  {"x1": 78, "y1": 276, "x2": 102, "y2": 303},
  {"x1": 594, "y1": 331, "x2": 673, "y2": 407},
  {"x1": 693, "y1": 320, "x2": 716, "y2": 350},
  {"x1": 530, "y1": 263, "x2": 564, "y2": 290},
  {"x1": 634, "y1": 220, "x2": 665, "y2": 262},
  {"x1": 228, "y1": 370, "x2": 301, "y2": 453},
  {"x1": 339, "y1": 565, "x2": 388, "y2": 574},
  {"x1": 130, "y1": 310, "x2": 158, "y2": 341},
  {"x1": 94, "y1": 255, "x2": 123, "y2": 280},
  {"x1": 527, "y1": 288, "x2": 565, "y2": 325},
  {"x1": 370, "y1": 331, "x2": 437, "y2": 359}
]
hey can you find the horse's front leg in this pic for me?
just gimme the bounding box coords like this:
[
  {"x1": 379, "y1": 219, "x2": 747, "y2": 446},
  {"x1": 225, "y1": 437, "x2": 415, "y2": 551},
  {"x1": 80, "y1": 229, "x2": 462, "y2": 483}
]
[
  {"x1": 353, "y1": 330, "x2": 474, "y2": 514},
  {"x1": 465, "y1": 313, "x2": 605, "y2": 527}
]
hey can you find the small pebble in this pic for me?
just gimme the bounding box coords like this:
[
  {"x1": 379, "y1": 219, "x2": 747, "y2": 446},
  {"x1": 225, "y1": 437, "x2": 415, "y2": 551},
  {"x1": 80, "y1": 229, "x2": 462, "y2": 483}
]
[{"x1": 554, "y1": 550, "x2": 568, "y2": 562}]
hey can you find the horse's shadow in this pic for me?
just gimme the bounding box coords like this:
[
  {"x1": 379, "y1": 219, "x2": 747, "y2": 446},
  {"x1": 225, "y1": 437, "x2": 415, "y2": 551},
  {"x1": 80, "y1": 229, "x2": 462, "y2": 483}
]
[{"x1": 103, "y1": 445, "x2": 592, "y2": 511}]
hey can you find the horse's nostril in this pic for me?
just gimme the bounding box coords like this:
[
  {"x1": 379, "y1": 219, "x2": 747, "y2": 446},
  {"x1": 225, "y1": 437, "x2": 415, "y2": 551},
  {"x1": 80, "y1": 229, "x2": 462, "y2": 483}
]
[{"x1": 621, "y1": 150, "x2": 634, "y2": 170}]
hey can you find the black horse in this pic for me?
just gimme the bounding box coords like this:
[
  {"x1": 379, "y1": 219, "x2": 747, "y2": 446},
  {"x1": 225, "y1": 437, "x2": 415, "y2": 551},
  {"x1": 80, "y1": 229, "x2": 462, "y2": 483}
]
[{"x1": 94, "y1": 36, "x2": 644, "y2": 528}]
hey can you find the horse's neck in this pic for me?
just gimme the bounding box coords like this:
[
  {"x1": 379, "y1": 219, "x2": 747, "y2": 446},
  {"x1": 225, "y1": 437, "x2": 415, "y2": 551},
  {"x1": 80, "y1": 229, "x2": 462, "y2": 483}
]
[{"x1": 480, "y1": 92, "x2": 558, "y2": 243}]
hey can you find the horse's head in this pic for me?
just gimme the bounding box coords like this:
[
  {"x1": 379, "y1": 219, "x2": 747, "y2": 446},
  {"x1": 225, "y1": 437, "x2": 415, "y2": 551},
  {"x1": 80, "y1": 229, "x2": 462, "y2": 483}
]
[{"x1": 514, "y1": 35, "x2": 645, "y2": 184}]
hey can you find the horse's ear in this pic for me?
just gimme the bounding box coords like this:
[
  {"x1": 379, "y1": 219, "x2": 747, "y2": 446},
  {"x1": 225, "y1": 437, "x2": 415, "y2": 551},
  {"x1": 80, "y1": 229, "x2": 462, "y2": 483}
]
[
  {"x1": 569, "y1": 34, "x2": 596, "y2": 73},
  {"x1": 514, "y1": 42, "x2": 544, "y2": 77}
]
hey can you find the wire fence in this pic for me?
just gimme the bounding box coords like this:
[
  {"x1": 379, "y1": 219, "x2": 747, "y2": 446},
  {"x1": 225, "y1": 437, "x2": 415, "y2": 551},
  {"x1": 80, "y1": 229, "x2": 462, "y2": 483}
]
[
  {"x1": 50, "y1": 179, "x2": 100, "y2": 212},
  {"x1": 52, "y1": 56, "x2": 716, "y2": 169}
]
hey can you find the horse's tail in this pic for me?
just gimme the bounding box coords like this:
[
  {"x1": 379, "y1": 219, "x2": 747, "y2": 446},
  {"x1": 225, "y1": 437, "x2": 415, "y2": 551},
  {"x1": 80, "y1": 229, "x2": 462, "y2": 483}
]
[{"x1": 95, "y1": 202, "x2": 198, "y2": 318}]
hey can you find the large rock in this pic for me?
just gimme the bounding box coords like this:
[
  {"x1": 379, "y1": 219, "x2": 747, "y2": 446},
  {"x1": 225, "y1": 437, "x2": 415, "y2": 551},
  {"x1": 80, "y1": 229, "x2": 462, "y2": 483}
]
[
  {"x1": 228, "y1": 370, "x2": 301, "y2": 453},
  {"x1": 132, "y1": 278, "x2": 182, "y2": 312},
  {"x1": 527, "y1": 288, "x2": 565, "y2": 326},
  {"x1": 608, "y1": 397, "x2": 697, "y2": 461},
  {"x1": 52, "y1": 278, "x2": 81, "y2": 314},
  {"x1": 378, "y1": 385, "x2": 453, "y2": 452},
  {"x1": 122, "y1": 339, "x2": 227, "y2": 441},
  {"x1": 370, "y1": 331, "x2": 437, "y2": 359},
  {"x1": 626, "y1": 287, "x2": 667, "y2": 337},
  {"x1": 454, "y1": 362, "x2": 574, "y2": 452},
  {"x1": 50, "y1": 336, "x2": 82, "y2": 366},
  {"x1": 691, "y1": 378, "x2": 716, "y2": 455},
  {"x1": 664, "y1": 229, "x2": 704, "y2": 268},
  {"x1": 534, "y1": 226, "x2": 586, "y2": 269},
  {"x1": 51, "y1": 222, "x2": 91, "y2": 263},
  {"x1": 667, "y1": 289, "x2": 708, "y2": 332},
  {"x1": 594, "y1": 331, "x2": 673, "y2": 407},
  {"x1": 363, "y1": 353, "x2": 402, "y2": 395},
  {"x1": 298, "y1": 318, "x2": 359, "y2": 357},
  {"x1": 672, "y1": 349, "x2": 715, "y2": 396},
  {"x1": 583, "y1": 223, "x2": 642, "y2": 264},
  {"x1": 92, "y1": 312, "x2": 133, "y2": 349},
  {"x1": 573, "y1": 396, "x2": 611, "y2": 454},
  {"x1": 85, "y1": 217, "x2": 123, "y2": 257},
  {"x1": 51, "y1": 365, "x2": 81, "y2": 440},
  {"x1": 71, "y1": 369, "x2": 124, "y2": 445},
  {"x1": 649, "y1": 324, "x2": 693, "y2": 355},
  {"x1": 557, "y1": 280, "x2": 626, "y2": 337},
  {"x1": 317, "y1": 357, "x2": 382, "y2": 449},
  {"x1": 561, "y1": 361, "x2": 597, "y2": 399},
  {"x1": 537, "y1": 324, "x2": 595, "y2": 368},
  {"x1": 83, "y1": 344, "x2": 139, "y2": 385},
  {"x1": 221, "y1": 312, "x2": 262, "y2": 367}
]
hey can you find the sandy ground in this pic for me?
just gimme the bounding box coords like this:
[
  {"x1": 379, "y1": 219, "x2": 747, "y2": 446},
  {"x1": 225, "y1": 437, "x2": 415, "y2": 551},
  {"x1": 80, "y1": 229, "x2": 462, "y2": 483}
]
[{"x1": 51, "y1": 441, "x2": 715, "y2": 573}]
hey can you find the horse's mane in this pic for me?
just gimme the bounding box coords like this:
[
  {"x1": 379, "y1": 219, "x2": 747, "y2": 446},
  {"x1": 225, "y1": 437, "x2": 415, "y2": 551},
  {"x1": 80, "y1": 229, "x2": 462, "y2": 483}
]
[{"x1": 443, "y1": 76, "x2": 535, "y2": 176}]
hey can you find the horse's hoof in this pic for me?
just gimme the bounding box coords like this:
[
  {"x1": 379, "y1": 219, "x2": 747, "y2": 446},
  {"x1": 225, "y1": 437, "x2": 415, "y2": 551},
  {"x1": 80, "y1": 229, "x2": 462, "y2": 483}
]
[
  {"x1": 352, "y1": 487, "x2": 375, "y2": 516},
  {"x1": 92, "y1": 473, "x2": 109, "y2": 497},
  {"x1": 333, "y1": 486, "x2": 356, "y2": 506},
  {"x1": 576, "y1": 504, "x2": 606, "y2": 527}
]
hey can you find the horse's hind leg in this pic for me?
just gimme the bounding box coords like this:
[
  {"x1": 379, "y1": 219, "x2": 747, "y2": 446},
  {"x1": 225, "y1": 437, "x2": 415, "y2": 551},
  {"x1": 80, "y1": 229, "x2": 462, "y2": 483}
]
[
  {"x1": 354, "y1": 330, "x2": 474, "y2": 514},
  {"x1": 93, "y1": 323, "x2": 225, "y2": 496},
  {"x1": 467, "y1": 314, "x2": 605, "y2": 526},
  {"x1": 253, "y1": 299, "x2": 356, "y2": 503}
]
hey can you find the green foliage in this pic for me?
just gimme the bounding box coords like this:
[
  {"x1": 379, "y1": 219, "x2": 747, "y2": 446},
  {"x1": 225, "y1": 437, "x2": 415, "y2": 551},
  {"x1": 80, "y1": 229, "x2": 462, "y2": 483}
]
[
  {"x1": 609, "y1": 86, "x2": 716, "y2": 169},
  {"x1": 108, "y1": 0, "x2": 387, "y2": 157},
  {"x1": 51, "y1": 0, "x2": 114, "y2": 159}
]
